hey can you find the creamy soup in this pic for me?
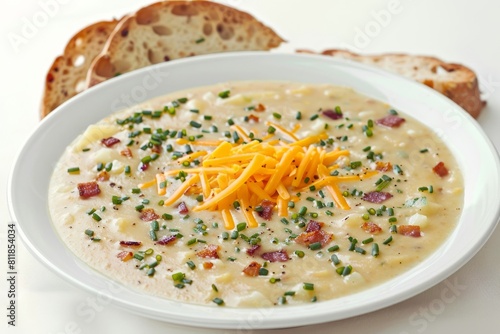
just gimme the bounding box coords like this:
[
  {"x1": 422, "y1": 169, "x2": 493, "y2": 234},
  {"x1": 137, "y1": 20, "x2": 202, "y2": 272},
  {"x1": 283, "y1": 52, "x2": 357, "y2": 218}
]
[{"x1": 49, "y1": 82, "x2": 463, "y2": 307}]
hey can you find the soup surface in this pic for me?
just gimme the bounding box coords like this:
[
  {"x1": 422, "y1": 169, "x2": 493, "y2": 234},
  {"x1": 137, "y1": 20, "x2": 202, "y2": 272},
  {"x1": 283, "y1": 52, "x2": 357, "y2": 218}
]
[{"x1": 49, "y1": 81, "x2": 463, "y2": 307}]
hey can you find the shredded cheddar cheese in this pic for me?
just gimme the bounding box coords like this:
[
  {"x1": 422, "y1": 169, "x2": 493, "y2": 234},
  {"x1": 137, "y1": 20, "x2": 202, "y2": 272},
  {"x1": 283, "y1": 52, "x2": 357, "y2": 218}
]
[{"x1": 150, "y1": 123, "x2": 378, "y2": 229}]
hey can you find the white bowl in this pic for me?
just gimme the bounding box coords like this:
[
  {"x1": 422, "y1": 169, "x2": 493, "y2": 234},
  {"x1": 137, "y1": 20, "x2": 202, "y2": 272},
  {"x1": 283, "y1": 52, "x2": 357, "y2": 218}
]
[{"x1": 8, "y1": 52, "x2": 500, "y2": 329}]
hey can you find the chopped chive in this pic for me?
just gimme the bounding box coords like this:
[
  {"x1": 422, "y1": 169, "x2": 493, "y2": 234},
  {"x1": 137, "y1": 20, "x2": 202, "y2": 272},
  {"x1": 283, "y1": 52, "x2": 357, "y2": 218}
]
[
  {"x1": 303, "y1": 283, "x2": 314, "y2": 291},
  {"x1": 269, "y1": 277, "x2": 281, "y2": 284},
  {"x1": 372, "y1": 243, "x2": 380, "y2": 257},
  {"x1": 236, "y1": 222, "x2": 247, "y2": 232},
  {"x1": 149, "y1": 230, "x2": 157, "y2": 241},
  {"x1": 420, "y1": 148, "x2": 429, "y2": 153},
  {"x1": 195, "y1": 37, "x2": 205, "y2": 44},
  {"x1": 296, "y1": 111, "x2": 302, "y2": 120},
  {"x1": 91, "y1": 213, "x2": 101, "y2": 222},
  {"x1": 389, "y1": 217, "x2": 398, "y2": 223},
  {"x1": 330, "y1": 254, "x2": 340, "y2": 265},
  {"x1": 298, "y1": 206, "x2": 307, "y2": 216},
  {"x1": 294, "y1": 250, "x2": 305, "y2": 258},
  {"x1": 267, "y1": 126, "x2": 276, "y2": 134},
  {"x1": 390, "y1": 224, "x2": 398, "y2": 233},
  {"x1": 272, "y1": 112, "x2": 282, "y2": 119},
  {"x1": 327, "y1": 245, "x2": 339, "y2": 252},
  {"x1": 393, "y1": 164, "x2": 403, "y2": 175},
  {"x1": 150, "y1": 220, "x2": 159, "y2": 231},
  {"x1": 259, "y1": 267, "x2": 269, "y2": 276},
  {"x1": 350, "y1": 161, "x2": 362, "y2": 169},
  {"x1": 189, "y1": 120, "x2": 202, "y2": 128},
  {"x1": 342, "y1": 265, "x2": 352, "y2": 276},
  {"x1": 162, "y1": 213, "x2": 173, "y2": 220},
  {"x1": 211, "y1": 284, "x2": 218, "y2": 292},
  {"x1": 67, "y1": 167, "x2": 80, "y2": 174},
  {"x1": 383, "y1": 235, "x2": 393, "y2": 245},
  {"x1": 284, "y1": 291, "x2": 295, "y2": 296},
  {"x1": 310, "y1": 114, "x2": 319, "y2": 121},
  {"x1": 84, "y1": 229, "x2": 94, "y2": 237},
  {"x1": 218, "y1": 90, "x2": 230, "y2": 99},
  {"x1": 362, "y1": 237, "x2": 373, "y2": 244},
  {"x1": 172, "y1": 272, "x2": 185, "y2": 281},
  {"x1": 309, "y1": 242, "x2": 322, "y2": 250}
]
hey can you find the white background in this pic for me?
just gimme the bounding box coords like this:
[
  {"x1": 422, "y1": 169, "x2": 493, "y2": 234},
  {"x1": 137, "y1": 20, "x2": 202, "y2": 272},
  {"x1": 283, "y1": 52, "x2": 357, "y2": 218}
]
[{"x1": 2, "y1": 0, "x2": 500, "y2": 333}]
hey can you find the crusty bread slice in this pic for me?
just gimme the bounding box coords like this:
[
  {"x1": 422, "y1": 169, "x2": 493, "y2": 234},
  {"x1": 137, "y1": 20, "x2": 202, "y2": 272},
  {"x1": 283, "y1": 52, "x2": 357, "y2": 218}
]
[
  {"x1": 41, "y1": 20, "x2": 119, "y2": 118},
  {"x1": 299, "y1": 49, "x2": 485, "y2": 118},
  {"x1": 86, "y1": 1, "x2": 285, "y2": 88}
]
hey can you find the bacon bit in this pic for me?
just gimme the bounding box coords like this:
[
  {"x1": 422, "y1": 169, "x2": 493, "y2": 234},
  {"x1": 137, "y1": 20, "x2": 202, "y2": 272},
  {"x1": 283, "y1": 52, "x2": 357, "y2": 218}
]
[
  {"x1": 139, "y1": 162, "x2": 149, "y2": 171},
  {"x1": 261, "y1": 250, "x2": 289, "y2": 262},
  {"x1": 398, "y1": 225, "x2": 421, "y2": 237},
  {"x1": 242, "y1": 261, "x2": 262, "y2": 277},
  {"x1": 119, "y1": 241, "x2": 142, "y2": 247},
  {"x1": 305, "y1": 220, "x2": 324, "y2": 232},
  {"x1": 101, "y1": 137, "x2": 121, "y2": 147},
  {"x1": 177, "y1": 201, "x2": 189, "y2": 214},
  {"x1": 77, "y1": 181, "x2": 101, "y2": 199},
  {"x1": 296, "y1": 230, "x2": 332, "y2": 248},
  {"x1": 203, "y1": 262, "x2": 214, "y2": 269},
  {"x1": 257, "y1": 200, "x2": 275, "y2": 221},
  {"x1": 433, "y1": 162, "x2": 449, "y2": 177},
  {"x1": 322, "y1": 109, "x2": 343, "y2": 120},
  {"x1": 157, "y1": 235, "x2": 177, "y2": 245},
  {"x1": 196, "y1": 244, "x2": 220, "y2": 259},
  {"x1": 117, "y1": 251, "x2": 133, "y2": 261},
  {"x1": 362, "y1": 191, "x2": 393, "y2": 203},
  {"x1": 151, "y1": 145, "x2": 163, "y2": 154},
  {"x1": 375, "y1": 161, "x2": 392, "y2": 172},
  {"x1": 254, "y1": 103, "x2": 266, "y2": 112},
  {"x1": 96, "y1": 171, "x2": 110, "y2": 182},
  {"x1": 361, "y1": 222, "x2": 382, "y2": 234},
  {"x1": 120, "y1": 148, "x2": 133, "y2": 158},
  {"x1": 376, "y1": 115, "x2": 406, "y2": 128},
  {"x1": 246, "y1": 245, "x2": 261, "y2": 256},
  {"x1": 248, "y1": 114, "x2": 260, "y2": 122},
  {"x1": 139, "y1": 208, "x2": 160, "y2": 221}
]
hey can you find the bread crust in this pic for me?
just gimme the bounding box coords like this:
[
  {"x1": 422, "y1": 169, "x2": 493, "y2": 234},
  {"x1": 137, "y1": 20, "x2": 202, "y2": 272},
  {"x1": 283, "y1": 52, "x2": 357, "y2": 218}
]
[
  {"x1": 41, "y1": 20, "x2": 119, "y2": 118},
  {"x1": 299, "y1": 49, "x2": 485, "y2": 118},
  {"x1": 86, "y1": 1, "x2": 285, "y2": 88}
]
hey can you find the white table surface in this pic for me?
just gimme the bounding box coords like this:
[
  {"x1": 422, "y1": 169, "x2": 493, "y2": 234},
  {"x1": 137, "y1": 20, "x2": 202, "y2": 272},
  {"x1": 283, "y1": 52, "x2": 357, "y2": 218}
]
[{"x1": 2, "y1": 0, "x2": 500, "y2": 333}]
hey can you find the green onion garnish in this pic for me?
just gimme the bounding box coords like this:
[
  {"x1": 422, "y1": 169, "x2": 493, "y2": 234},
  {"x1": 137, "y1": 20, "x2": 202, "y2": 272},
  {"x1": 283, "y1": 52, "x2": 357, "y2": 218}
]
[
  {"x1": 383, "y1": 235, "x2": 393, "y2": 245},
  {"x1": 372, "y1": 243, "x2": 380, "y2": 257},
  {"x1": 218, "y1": 90, "x2": 230, "y2": 99},
  {"x1": 67, "y1": 167, "x2": 80, "y2": 174}
]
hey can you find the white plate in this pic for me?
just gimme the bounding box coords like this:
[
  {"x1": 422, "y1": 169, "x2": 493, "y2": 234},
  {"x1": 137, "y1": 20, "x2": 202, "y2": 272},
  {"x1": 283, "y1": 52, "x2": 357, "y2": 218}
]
[{"x1": 8, "y1": 52, "x2": 500, "y2": 329}]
